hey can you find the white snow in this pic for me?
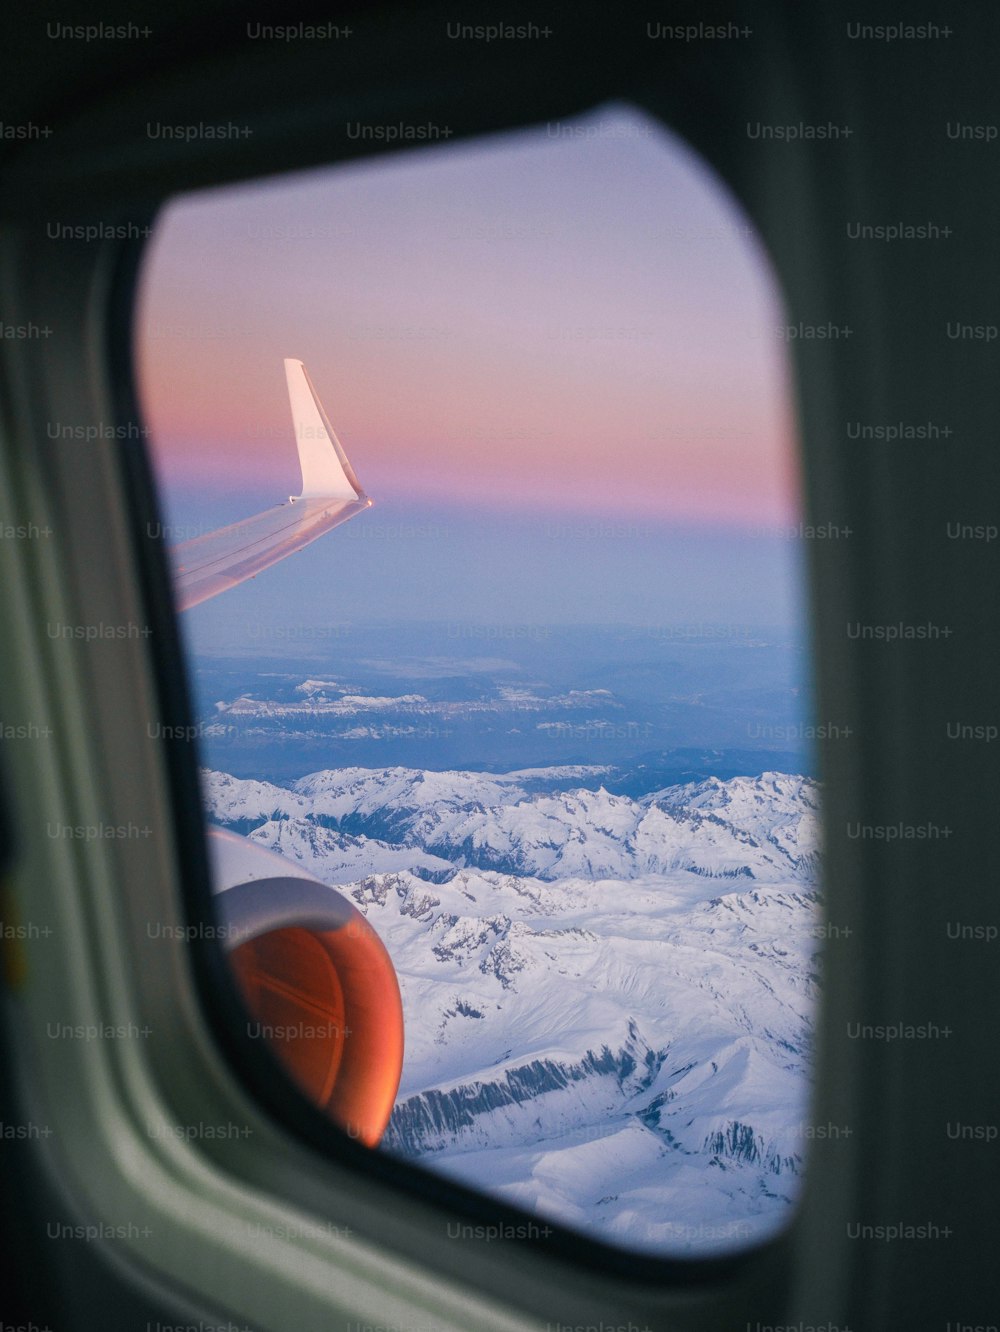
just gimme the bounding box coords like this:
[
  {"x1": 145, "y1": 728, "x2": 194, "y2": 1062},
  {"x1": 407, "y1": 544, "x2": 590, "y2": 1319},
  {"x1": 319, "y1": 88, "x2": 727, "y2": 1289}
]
[{"x1": 203, "y1": 762, "x2": 821, "y2": 1255}]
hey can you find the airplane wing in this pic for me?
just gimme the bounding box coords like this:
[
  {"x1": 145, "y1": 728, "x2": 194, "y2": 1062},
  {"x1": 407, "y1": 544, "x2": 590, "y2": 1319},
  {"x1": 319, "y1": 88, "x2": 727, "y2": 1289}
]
[{"x1": 170, "y1": 358, "x2": 371, "y2": 610}]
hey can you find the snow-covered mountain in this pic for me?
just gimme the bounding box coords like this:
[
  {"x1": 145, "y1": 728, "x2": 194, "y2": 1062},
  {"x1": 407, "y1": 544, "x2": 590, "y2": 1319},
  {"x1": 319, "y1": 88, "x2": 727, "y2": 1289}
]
[
  {"x1": 204, "y1": 764, "x2": 821, "y2": 1254},
  {"x1": 203, "y1": 680, "x2": 623, "y2": 738}
]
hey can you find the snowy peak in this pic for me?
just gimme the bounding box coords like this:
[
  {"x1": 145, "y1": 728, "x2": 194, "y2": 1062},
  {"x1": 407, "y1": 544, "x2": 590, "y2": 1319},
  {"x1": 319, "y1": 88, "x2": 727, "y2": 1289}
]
[
  {"x1": 248, "y1": 817, "x2": 456, "y2": 886},
  {"x1": 204, "y1": 765, "x2": 819, "y2": 886}
]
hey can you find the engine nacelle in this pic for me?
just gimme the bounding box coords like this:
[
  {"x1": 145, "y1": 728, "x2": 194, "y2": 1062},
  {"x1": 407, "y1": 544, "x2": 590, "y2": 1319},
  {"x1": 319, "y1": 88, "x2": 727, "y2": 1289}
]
[{"x1": 209, "y1": 828, "x2": 403, "y2": 1147}]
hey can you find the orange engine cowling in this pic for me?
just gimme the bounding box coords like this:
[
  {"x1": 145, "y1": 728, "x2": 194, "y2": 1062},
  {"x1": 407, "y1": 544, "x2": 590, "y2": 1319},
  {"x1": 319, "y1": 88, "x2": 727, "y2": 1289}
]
[{"x1": 214, "y1": 871, "x2": 404, "y2": 1147}]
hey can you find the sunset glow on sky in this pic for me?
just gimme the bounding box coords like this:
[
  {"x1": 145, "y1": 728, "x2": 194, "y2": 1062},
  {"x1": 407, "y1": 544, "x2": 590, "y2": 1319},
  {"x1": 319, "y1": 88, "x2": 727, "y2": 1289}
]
[{"x1": 136, "y1": 105, "x2": 800, "y2": 530}]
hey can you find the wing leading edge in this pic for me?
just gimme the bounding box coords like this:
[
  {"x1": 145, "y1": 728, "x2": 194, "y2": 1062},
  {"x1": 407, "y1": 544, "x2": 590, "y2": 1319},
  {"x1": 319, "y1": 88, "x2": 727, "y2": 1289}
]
[{"x1": 171, "y1": 359, "x2": 371, "y2": 610}]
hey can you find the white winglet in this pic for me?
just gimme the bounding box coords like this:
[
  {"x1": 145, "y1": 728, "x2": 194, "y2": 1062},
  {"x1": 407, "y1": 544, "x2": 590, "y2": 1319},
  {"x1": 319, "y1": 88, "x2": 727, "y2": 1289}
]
[
  {"x1": 284, "y1": 358, "x2": 366, "y2": 502},
  {"x1": 170, "y1": 361, "x2": 372, "y2": 610}
]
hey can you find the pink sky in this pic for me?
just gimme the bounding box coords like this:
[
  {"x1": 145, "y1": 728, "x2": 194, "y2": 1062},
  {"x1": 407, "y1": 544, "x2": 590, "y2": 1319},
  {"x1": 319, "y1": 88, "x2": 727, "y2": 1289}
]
[{"x1": 137, "y1": 106, "x2": 799, "y2": 528}]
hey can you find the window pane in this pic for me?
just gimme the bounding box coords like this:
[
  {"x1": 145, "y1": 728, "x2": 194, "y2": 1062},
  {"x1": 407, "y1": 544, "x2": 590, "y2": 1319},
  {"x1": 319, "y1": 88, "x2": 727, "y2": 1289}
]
[{"x1": 137, "y1": 103, "x2": 819, "y2": 1257}]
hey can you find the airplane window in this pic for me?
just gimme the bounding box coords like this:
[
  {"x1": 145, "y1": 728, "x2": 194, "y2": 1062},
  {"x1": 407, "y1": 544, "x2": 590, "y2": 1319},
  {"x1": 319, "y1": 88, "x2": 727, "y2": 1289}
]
[{"x1": 136, "y1": 103, "x2": 820, "y2": 1259}]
